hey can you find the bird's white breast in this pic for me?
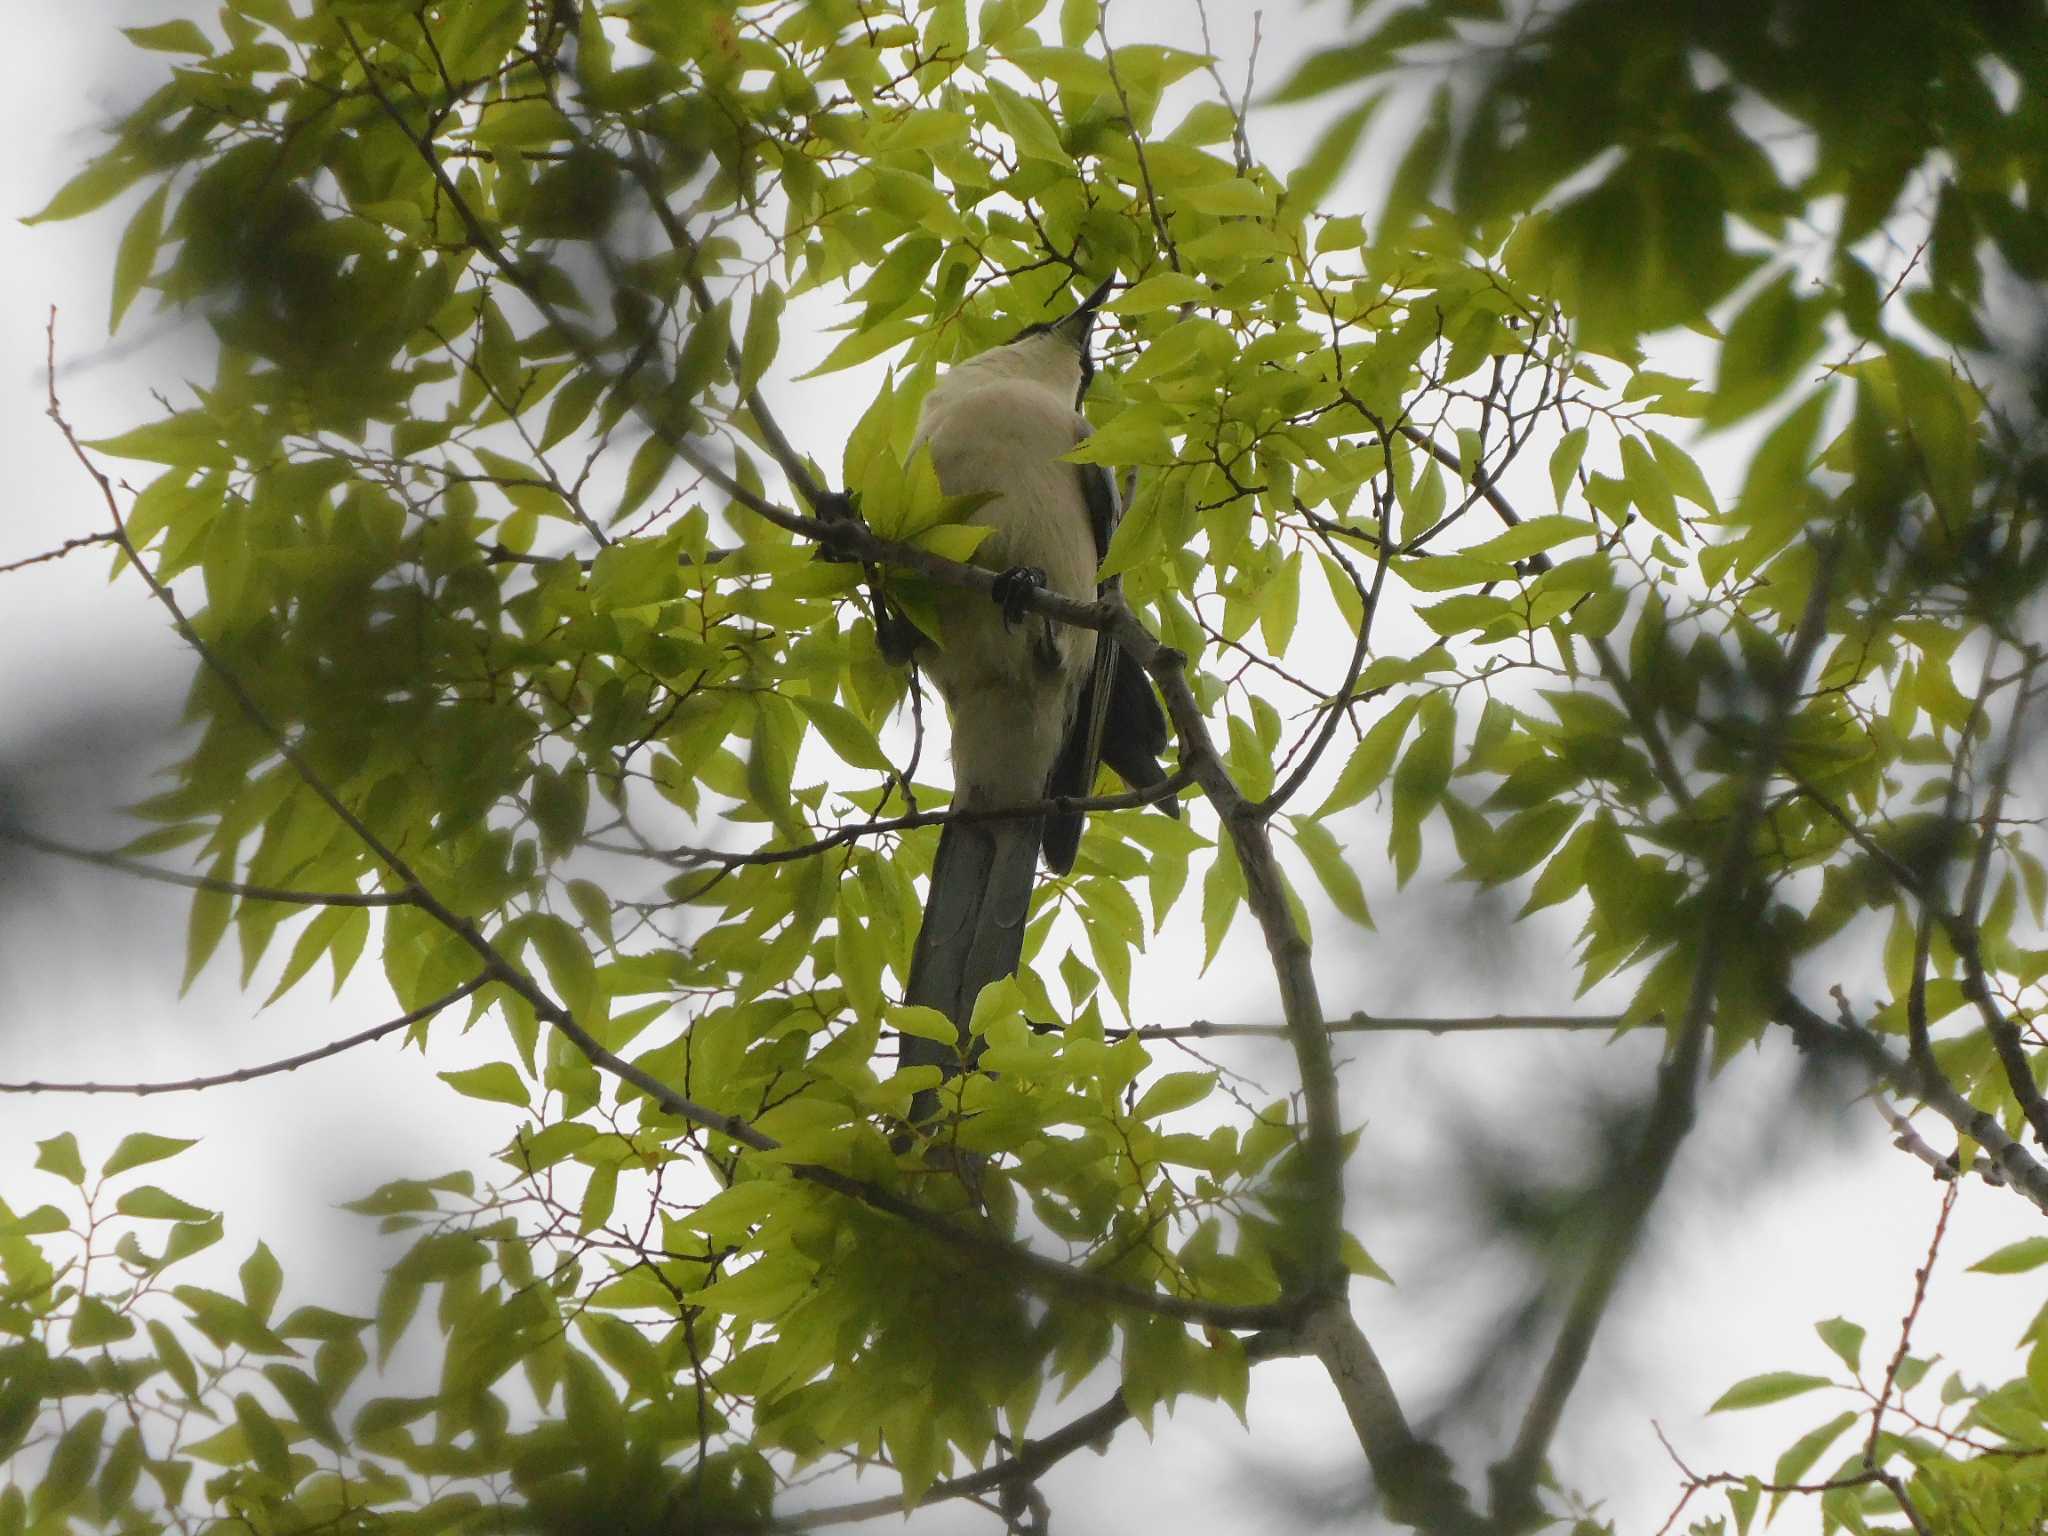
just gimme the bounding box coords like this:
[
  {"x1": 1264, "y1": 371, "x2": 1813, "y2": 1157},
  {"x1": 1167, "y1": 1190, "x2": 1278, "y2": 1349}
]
[{"x1": 910, "y1": 366, "x2": 1099, "y2": 809}]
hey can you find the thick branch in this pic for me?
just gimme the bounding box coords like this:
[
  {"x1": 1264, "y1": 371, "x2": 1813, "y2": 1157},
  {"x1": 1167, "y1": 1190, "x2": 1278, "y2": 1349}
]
[{"x1": 1302, "y1": 1300, "x2": 1488, "y2": 1533}]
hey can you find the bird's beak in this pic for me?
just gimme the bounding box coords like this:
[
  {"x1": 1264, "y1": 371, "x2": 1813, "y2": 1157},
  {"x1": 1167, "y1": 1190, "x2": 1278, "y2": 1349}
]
[{"x1": 1051, "y1": 275, "x2": 1115, "y2": 348}]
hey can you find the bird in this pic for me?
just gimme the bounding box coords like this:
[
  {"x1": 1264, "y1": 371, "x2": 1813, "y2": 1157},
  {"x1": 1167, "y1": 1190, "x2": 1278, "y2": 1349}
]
[{"x1": 881, "y1": 275, "x2": 1179, "y2": 1104}]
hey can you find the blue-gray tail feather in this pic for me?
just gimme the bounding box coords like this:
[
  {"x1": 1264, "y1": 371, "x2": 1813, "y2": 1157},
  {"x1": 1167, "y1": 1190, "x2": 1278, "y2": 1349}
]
[{"x1": 900, "y1": 815, "x2": 1042, "y2": 1123}]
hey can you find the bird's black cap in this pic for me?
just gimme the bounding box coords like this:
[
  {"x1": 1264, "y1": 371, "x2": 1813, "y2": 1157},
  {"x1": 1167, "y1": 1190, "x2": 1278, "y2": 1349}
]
[{"x1": 1011, "y1": 275, "x2": 1116, "y2": 402}]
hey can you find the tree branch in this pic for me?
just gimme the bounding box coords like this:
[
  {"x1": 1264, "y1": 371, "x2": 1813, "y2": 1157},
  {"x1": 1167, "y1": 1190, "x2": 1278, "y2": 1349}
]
[
  {"x1": 758, "y1": 1326, "x2": 1311, "y2": 1531},
  {"x1": 0, "y1": 977, "x2": 486, "y2": 1096},
  {"x1": 626, "y1": 769, "x2": 1193, "y2": 872},
  {"x1": 0, "y1": 531, "x2": 113, "y2": 576},
  {"x1": 1491, "y1": 536, "x2": 1841, "y2": 1521},
  {"x1": 1116, "y1": 1011, "x2": 1632, "y2": 1042},
  {"x1": 3, "y1": 826, "x2": 415, "y2": 908}
]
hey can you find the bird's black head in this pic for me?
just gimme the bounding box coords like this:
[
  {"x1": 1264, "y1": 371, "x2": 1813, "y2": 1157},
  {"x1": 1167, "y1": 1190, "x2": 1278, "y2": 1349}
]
[{"x1": 1008, "y1": 275, "x2": 1115, "y2": 406}]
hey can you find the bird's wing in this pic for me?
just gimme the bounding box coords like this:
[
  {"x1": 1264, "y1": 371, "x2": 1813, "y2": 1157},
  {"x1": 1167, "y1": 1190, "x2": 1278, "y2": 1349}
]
[{"x1": 1042, "y1": 433, "x2": 1175, "y2": 874}]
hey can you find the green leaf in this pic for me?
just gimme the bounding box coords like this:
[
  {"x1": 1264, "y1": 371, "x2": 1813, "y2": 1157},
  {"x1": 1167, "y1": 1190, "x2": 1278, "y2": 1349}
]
[
  {"x1": 263, "y1": 1363, "x2": 344, "y2": 1451},
  {"x1": 182, "y1": 877, "x2": 232, "y2": 993},
  {"x1": 117, "y1": 1186, "x2": 214, "y2": 1222},
  {"x1": 22, "y1": 155, "x2": 144, "y2": 225},
  {"x1": 147, "y1": 1319, "x2": 200, "y2": 1399},
  {"x1": 70, "y1": 1296, "x2": 136, "y2": 1347},
  {"x1": 110, "y1": 182, "x2": 168, "y2": 333},
  {"x1": 34, "y1": 1134, "x2": 85, "y2": 1185},
  {"x1": 240, "y1": 1242, "x2": 283, "y2": 1323},
  {"x1": 1200, "y1": 837, "x2": 1244, "y2": 970},
  {"x1": 102, "y1": 1133, "x2": 199, "y2": 1179},
  {"x1": 31, "y1": 1408, "x2": 104, "y2": 1521},
  {"x1": 1646, "y1": 429, "x2": 1717, "y2": 513},
  {"x1": 987, "y1": 78, "x2": 1072, "y2": 167},
  {"x1": 439, "y1": 1063, "x2": 530, "y2": 1107},
  {"x1": 1287, "y1": 97, "x2": 1381, "y2": 217},
  {"x1": 234, "y1": 1392, "x2": 291, "y2": 1481},
  {"x1": 1462, "y1": 514, "x2": 1595, "y2": 564},
  {"x1": 1389, "y1": 693, "x2": 1455, "y2": 886},
  {"x1": 1294, "y1": 821, "x2": 1372, "y2": 928},
  {"x1": 1814, "y1": 1317, "x2": 1864, "y2": 1373},
  {"x1": 1968, "y1": 1236, "x2": 2048, "y2": 1275},
  {"x1": 1768, "y1": 1411, "x2": 1857, "y2": 1516},
  {"x1": 123, "y1": 20, "x2": 212, "y2": 53},
  {"x1": 738, "y1": 282, "x2": 784, "y2": 397},
  {"x1": 792, "y1": 694, "x2": 889, "y2": 771},
  {"x1": 1548, "y1": 426, "x2": 1589, "y2": 508},
  {"x1": 1619, "y1": 434, "x2": 1682, "y2": 541},
  {"x1": 580, "y1": 1163, "x2": 619, "y2": 1235},
  {"x1": 1708, "y1": 269, "x2": 1826, "y2": 427},
  {"x1": 528, "y1": 914, "x2": 598, "y2": 1021},
  {"x1": 1708, "y1": 1371, "x2": 1833, "y2": 1412},
  {"x1": 1315, "y1": 696, "x2": 1420, "y2": 819},
  {"x1": 1109, "y1": 272, "x2": 1212, "y2": 314},
  {"x1": 1131, "y1": 1071, "x2": 1215, "y2": 1120}
]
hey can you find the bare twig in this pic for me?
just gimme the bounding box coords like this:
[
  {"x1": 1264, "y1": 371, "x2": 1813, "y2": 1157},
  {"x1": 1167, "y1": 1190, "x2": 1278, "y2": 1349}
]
[
  {"x1": 0, "y1": 977, "x2": 487, "y2": 1096},
  {"x1": 4, "y1": 826, "x2": 414, "y2": 908},
  {"x1": 0, "y1": 531, "x2": 113, "y2": 576},
  {"x1": 1863, "y1": 1179, "x2": 1958, "y2": 1468},
  {"x1": 1116, "y1": 1011, "x2": 1632, "y2": 1041}
]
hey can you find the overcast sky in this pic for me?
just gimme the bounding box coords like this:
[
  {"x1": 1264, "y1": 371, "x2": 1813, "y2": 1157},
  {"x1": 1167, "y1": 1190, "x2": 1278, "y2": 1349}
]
[{"x1": 3, "y1": 5, "x2": 2041, "y2": 1533}]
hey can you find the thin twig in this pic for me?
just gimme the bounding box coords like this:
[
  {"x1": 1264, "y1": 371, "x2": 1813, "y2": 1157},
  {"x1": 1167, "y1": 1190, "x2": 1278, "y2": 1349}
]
[
  {"x1": 4, "y1": 826, "x2": 414, "y2": 908},
  {"x1": 0, "y1": 532, "x2": 113, "y2": 576},
  {"x1": 0, "y1": 977, "x2": 487, "y2": 1096},
  {"x1": 1863, "y1": 1179, "x2": 1958, "y2": 1468},
  {"x1": 1116, "y1": 1011, "x2": 1632, "y2": 1041}
]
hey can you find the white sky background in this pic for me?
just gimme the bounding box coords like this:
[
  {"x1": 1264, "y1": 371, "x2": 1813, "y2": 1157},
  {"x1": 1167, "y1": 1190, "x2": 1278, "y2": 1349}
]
[{"x1": 1, "y1": 4, "x2": 2042, "y2": 1533}]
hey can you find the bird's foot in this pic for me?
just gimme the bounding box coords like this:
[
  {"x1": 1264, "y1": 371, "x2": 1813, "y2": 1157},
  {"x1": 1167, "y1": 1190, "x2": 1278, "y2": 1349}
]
[
  {"x1": 991, "y1": 565, "x2": 1049, "y2": 629},
  {"x1": 812, "y1": 489, "x2": 865, "y2": 564}
]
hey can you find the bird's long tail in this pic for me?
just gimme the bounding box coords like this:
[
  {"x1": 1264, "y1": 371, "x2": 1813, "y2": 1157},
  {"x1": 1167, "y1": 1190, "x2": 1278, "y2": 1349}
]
[{"x1": 900, "y1": 813, "x2": 1042, "y2": 1123}]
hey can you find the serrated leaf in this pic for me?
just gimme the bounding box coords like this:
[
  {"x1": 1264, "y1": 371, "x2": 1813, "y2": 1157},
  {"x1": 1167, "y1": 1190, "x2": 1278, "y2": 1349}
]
[
  {"x1": 1315, "y1": 696, "x2": 1419, "y2": 819},
  {"x1": 102, "y1": 1133, "x2": 199, "y2": 1179},
  {"x1": 35, "y1": 1134, "x2": 85, "y2": 1185},
  {"x1": 1294, "y1": 821, "x2": 1372, "y2": 928},
  {"x1": 117, "y1": 1186, "x2": 214, "y2": 1221}
]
